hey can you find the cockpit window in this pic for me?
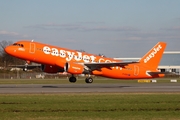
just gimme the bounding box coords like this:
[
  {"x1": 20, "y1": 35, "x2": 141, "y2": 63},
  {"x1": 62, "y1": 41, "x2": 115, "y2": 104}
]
[
  {"x1": 13, "y1": 43, "x2": 24, "y2": 47},
  {"x1": 13, "y1": 43, "x2": 17, "y2": 46}
]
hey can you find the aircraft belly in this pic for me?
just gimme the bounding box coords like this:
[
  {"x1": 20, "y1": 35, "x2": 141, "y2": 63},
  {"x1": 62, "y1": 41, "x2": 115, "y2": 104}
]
[
  {"x1": 100, "y1": 68, "x2": 132, "y2": 79},
  {"x1": 100, "y1": 68, "x2": 153, "y2": 79}
]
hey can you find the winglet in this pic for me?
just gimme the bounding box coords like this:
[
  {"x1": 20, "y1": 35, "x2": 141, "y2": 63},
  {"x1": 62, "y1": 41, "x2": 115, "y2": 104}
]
[{"x1": 139, "y1": 42, "x2": 166, "y2": 69}]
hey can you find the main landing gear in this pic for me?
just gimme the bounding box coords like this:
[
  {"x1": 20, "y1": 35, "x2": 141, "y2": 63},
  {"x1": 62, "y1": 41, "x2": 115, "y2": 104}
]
[
  {"x1": 85, "y1": 77, "x2": 93, "y2": 83},
  {"x1": 69, "y1": 75, "x2": 93, "y2": 83},
  {"x1": 69, "y1": 75, "x2": 77, "y2": 83}
]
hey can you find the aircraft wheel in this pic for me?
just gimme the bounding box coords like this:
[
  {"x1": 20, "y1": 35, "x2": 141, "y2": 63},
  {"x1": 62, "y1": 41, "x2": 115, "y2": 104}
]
[
  {"x1": 85, "y1": 77, "x2": 93, "y2": 83},
  {"x1": 69, "y1": 76, "x2": 77, "y2": 83}
]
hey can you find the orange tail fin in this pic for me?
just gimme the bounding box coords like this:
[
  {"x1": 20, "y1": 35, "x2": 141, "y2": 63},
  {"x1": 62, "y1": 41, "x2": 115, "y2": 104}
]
[{"x1": 139, "y1": 42, "x2": 166, "y2": 69}]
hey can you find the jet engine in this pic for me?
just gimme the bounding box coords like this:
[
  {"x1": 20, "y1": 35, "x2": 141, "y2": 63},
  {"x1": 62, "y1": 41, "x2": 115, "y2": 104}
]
[{"x1": 65, "y1": 62, "x2": 88, "y2": 74}]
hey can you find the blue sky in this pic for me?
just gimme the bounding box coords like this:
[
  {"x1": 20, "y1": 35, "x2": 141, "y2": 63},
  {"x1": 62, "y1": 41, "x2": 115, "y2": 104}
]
[{"x1": 1, "y1": 0, "x2": 180, "y2": 57}]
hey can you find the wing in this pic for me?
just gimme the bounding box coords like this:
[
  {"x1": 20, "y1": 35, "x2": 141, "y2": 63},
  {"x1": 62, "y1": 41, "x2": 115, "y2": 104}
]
[{"x1": 84, "y1": 61, "x2": 138, "y2": 70}]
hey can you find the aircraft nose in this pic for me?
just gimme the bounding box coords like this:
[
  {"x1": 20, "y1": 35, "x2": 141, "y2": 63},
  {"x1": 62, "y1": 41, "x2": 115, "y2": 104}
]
[{"x1": 4, "y1": 46, "x2": 14, "y2": 55}]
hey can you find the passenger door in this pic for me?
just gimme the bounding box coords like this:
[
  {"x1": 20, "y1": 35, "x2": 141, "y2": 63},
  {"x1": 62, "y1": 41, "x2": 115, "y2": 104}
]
[{"x1": 29, "y1": 43, "x2": 35, "y2": 53}]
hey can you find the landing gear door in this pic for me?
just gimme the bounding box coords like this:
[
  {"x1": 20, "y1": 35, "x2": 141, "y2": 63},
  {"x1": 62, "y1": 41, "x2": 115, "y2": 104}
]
[{"x1": 29, "y1": 43, "x2": 35, "y2": 53}]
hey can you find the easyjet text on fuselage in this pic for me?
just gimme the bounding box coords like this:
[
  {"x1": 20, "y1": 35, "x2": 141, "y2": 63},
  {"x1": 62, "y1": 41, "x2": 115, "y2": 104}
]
[{"x1": 43, "y1": 46, "x2": 114, "y2": 63}]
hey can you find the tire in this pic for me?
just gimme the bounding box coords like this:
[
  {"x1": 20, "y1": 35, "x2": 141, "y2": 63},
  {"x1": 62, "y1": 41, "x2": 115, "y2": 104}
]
[
  {"x1": 85, "y1": 77, "x2": 93, "y2": 83},
  {"x1": 69, "y1": 76, "x2": 77, "y2": 83}
]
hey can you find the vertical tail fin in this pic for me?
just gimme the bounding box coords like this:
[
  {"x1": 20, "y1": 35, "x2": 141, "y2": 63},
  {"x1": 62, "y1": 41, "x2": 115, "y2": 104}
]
[{"x1": 139, "y1": 42, "x2": 166, "y2": 69}]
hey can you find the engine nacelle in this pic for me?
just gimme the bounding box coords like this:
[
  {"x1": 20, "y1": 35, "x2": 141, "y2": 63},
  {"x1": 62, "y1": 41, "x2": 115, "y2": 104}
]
[
  {"x1": 65, "y1": 62, "x2": 85, "y2": 74},
  {"x1": 41, "y1": 64, "x2": 64, "y2": 73}
]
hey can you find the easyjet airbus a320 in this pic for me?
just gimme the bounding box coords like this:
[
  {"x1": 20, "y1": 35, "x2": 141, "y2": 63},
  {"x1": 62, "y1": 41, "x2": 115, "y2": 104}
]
[{"x1": 5, "y1": 40, "x2": 166, "y2": 83}]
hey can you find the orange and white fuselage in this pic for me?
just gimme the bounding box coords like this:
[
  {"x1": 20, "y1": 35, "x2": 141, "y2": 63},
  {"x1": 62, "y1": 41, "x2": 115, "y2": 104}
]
[{"x1": 5, "y1": 40, "x2": 166, "y2": 83}]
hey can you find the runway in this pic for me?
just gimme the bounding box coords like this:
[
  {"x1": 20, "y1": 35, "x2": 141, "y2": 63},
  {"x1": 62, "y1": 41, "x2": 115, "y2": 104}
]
[{"x1": 0, "y1": 83, "x2": 180, "y2": 94}]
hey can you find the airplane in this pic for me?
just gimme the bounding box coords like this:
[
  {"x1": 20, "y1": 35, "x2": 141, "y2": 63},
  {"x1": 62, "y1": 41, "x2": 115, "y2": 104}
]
[{"x1": 4, "y1": 40, "x2": 166, "y2": 83}]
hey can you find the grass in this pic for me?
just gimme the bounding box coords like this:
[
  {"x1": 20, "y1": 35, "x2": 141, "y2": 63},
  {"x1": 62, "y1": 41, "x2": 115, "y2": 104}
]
[
  {"x1": 0, "y1": 77, "x2": 180, "y2": 120},
  {"x1": 0, "y1": 93, "x2": 180, "y2": 120}
]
